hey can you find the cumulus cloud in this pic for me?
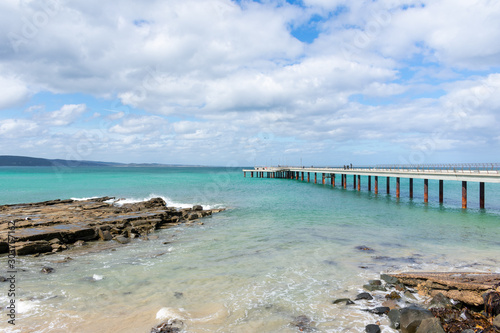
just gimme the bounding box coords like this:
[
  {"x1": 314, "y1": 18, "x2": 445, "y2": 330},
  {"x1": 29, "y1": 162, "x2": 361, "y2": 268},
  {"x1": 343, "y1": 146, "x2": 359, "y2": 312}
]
[
  {"x1": 0, "y1": 0, "x2": 499, "y2": 164},
  {"x1": 0, "y1": 75, "x2": 30, "y2": 110},
  {"x1": 36, "y1": 104, "x2": 87, "y2": 126}
]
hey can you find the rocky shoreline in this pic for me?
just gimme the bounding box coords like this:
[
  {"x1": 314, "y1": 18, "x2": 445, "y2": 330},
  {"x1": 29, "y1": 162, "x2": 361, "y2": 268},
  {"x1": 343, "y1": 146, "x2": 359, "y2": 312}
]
[
  {"x1": 332, "y1": 272, "x2": 500, "y2": 333},
  {"x1": 0, "y1": 197, "x2": 225, "y2": 256}
]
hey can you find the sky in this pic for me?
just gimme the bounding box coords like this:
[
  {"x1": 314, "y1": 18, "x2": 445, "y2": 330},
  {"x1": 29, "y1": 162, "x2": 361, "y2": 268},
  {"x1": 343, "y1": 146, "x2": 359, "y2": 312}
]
[{"x1": 0, "y1": 0, "x2": 499, "y2": 167}]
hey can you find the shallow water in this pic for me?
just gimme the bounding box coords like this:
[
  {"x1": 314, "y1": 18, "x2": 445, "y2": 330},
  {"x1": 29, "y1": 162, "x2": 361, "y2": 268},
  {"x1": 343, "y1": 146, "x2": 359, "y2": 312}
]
[{"x1": 1, "y1": 167, "x2": 499, "y2": 332}]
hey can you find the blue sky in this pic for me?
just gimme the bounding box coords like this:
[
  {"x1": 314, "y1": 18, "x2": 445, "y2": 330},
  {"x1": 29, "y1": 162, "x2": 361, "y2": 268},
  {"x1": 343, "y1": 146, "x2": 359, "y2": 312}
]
[{"x1": 0, "y1": 0, "x2": 499, "y2": 166}]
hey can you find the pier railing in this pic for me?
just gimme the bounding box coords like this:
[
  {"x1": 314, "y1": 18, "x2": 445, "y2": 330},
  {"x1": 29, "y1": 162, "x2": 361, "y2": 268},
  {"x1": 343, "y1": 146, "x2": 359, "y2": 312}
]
[{"x1": 374, "y1": 163, "x2": 500, "y2": 173}]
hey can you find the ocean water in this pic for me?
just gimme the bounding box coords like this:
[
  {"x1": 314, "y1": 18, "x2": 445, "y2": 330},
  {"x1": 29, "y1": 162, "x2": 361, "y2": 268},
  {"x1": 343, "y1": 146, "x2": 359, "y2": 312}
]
[{"x1": 1, "y1": 167, "x2": 499, "y2": 333}]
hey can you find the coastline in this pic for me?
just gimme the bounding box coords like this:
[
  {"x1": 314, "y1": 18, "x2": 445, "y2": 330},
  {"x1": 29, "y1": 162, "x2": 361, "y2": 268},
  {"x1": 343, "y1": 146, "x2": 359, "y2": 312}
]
[{"x1": 0, "y1": 196, "x2": 225, "y2": 257}]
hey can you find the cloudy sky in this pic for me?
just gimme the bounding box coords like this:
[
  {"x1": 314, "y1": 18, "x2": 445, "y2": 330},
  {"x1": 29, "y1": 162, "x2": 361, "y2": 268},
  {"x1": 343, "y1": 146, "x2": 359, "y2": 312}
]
[{"x1": 1, "y1": 0, "x2": 499, "y2": 166}]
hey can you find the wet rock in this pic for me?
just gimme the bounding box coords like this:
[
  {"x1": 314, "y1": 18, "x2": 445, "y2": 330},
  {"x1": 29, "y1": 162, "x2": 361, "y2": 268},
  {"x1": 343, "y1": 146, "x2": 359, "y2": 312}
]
[
  {"x1": 73, "y1": 240, "x2": 85, "y2": 247},
  {"x1": 388, "y1": 309, "x2": 401, "y2": 329},
  {"x1": 429, "y1": 292, "x2": 453, "y2": 309},
  {"x1": 15, "y1": 240, "x2": 52, "y2": 255},
  {"x1": 356, "y1": 292, "x2": 373, "y2": 300},
  {"x1": 114, "y1": 236, "x2": 131, "y2": 244},
  {"x1": 381, "y1": 274, "x2": 399, "y2": 284},
  {"x1": 363, "y1": 282, "x2": 387, "y2": 292},
  {"x1": 98, "y1": 228, "x2": 113, "y2": 241},
  {"x1": 291, "y1": 315, "x2": 315, "y2": 332},
  {"x1": 400, "y1": 306, "x2": 434, "y2": 333},
  {"x1": 192, "y1": 205, "x2": 203, "y2": 211},
  {"x1": 150, "y1": 319, "x2": 183, "y2": 333},
  {"x1": 369, "y1": 307, "x2": 390, "y2": 315},
  {"x1": 0, "y1": 276, "x2": 7, "y2": 282},
  {"x1": 365, "y1": 324, "x2": 380, "y2": 333},
  {"x1": 332, "y1": 298, "x2": 354, "y2": 305},
  {"x1": 174, "y1": 292, "x2": 183, "y2": 299},
  {"x1": 41, "y1": 266, "x2": 54, "y2": 274},
  {"x1": 415, "y1": 318, "x2": 445, "y2": 333},
  {"x1": 0, "y1": 197, "x2": 225, "y2": 256},
  {"x1": 404, "y1": 290, "x2": 417, "y2": 300}
]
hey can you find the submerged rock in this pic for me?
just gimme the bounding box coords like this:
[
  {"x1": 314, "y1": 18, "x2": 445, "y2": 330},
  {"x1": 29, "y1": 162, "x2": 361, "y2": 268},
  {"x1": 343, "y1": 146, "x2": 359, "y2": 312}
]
[
  {"x1": 41, "y1": 266, "x2": 54, "y2": 274},
  {"x1": 291, "y1": 315, "x2": 316, "y2": 332},
  {"x1": 332, "y1": 298, "x2": 354, "y2": 305}
]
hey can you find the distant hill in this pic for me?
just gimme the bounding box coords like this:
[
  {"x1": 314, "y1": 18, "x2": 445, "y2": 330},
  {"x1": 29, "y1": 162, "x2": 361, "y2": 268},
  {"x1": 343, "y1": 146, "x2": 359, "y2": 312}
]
[
  {"x1": 0, "y1": 155, "x2": 121, "y2": 167},
  {"x1": 0, "y1": 155, "x2": 200, "y2": 167}
]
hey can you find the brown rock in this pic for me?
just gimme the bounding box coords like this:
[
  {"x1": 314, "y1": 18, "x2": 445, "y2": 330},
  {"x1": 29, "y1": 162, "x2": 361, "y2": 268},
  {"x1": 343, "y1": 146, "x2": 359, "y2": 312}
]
[{"x1": 15, "y1": 240, "x2": 52, "y2": 255}]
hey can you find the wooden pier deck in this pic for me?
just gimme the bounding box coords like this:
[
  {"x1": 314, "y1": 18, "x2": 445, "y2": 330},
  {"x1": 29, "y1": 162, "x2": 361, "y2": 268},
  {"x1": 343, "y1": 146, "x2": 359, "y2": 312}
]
[{"x1": 243, "y1": 164, "x2": 500, "y2": 209}]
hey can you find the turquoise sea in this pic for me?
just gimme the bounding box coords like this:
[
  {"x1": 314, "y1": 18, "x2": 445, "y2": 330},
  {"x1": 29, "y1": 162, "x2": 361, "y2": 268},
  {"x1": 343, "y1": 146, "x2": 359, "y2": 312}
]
[{"x1": 1, "y1": 166, "x2": 499, "y2": 332}]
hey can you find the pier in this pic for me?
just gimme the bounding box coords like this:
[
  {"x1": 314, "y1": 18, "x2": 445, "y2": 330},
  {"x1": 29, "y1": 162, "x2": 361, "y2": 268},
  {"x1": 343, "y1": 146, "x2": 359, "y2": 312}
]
[{"x1": 242, "y1": 164, "x2": 500, "y2": 209}]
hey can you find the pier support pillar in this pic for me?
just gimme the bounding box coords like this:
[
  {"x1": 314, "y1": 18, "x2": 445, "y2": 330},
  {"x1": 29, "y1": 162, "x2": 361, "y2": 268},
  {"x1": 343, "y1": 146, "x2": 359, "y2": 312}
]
[
  {"x1": 424, "y1": 179, "x2": 428, "y2": 203},
  {"x1": 322, "y1": 173, "x2": 325, "y2": 185},
  {"x1": 357, "y1": 175, "x2": 361, "y2": 191},
  {"x1": 386, "y1": 177, "x2": 390, "y2": 194},
  {"x1": 343, "y1": 174, "x2": 347, "y2": 189},
  {"x1": 331, "y1": 174, "x2": 335, "y2": 187},
  {"x1": 314, "y1": 173, "x2": 317, "y2": 184},
  {"x1": 353, "y1": 175, "x2": 356, "y2": 189},
  {"x1": 307, "y1": 172, "x2": 310, "y2": 182},
  {"x1": 244, "y1": 172, "x2": 246, "y2": 177},
  {"x1": 409, "y1": 178, "x2": 413, "y2": 199},
  {"x1": 480, "y1": 182, "x2": 485, "y2": 209},
  {"x1": 296, "y1": 172, "x2": 298, "y2": 180},
  {"x1": 375, "y1": 176, "x2": 378, "y2": 194},
  {"x1": 439, "y1": 180, "x2": 444, "y2": 204},
  {"x1": 251, "y1": 171, "x2": 253, "y2": 178},
  {"x1": 301, "y1": 172, "x2": 304, "y2": 181},
  {"x1": 396, "y1": 177, "x2": 400, "y2": 198},
  {"x1": 462, "y1": 181, "x2": 467, "y2": 209},
  {"x1": 368, "y1": 176, "x2": 371, "y2": 191}
]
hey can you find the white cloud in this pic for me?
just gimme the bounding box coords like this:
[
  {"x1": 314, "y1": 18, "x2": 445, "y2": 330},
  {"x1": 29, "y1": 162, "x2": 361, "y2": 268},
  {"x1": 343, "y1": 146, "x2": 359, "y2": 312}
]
[
  {"x1": 0, "y1": 0, "x2": 499, "y2": 164},
  {"x1": 0, "y1": 75, "x2": 30, "y2": 109},
  {"x1": 109, "y1": 115, "x2": 168, "y2": 134},
  {"x1": 37, "y1": 104, "x2": 87, "y2": 126},
  {"x1": 0, "y1": 119, "x2": 40, "y2": 138}
]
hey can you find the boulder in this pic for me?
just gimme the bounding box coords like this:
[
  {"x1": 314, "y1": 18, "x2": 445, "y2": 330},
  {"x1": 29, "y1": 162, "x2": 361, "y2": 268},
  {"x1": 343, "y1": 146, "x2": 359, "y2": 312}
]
[
  {"x1": 388, "y1": 309, "x2": 401, "y2": 329},
  {"x1": 400, "y1": 306, "x2": 434, "y2": 333},
  {"x1": 428, "y1": 292, "x2": 453, "y2": 309},
  {"x1": 192, "y1": 205, "x2": 203, "y2": 211},
  {"x1": 365, "y1": 324, "x2": 380, "y2": 333},
  {"x1": 356, "y1": 292, "x2": 373, "y2": 300},
  {"x1": 415, "y1": 318, "x2": 445, "y2": 333}
]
